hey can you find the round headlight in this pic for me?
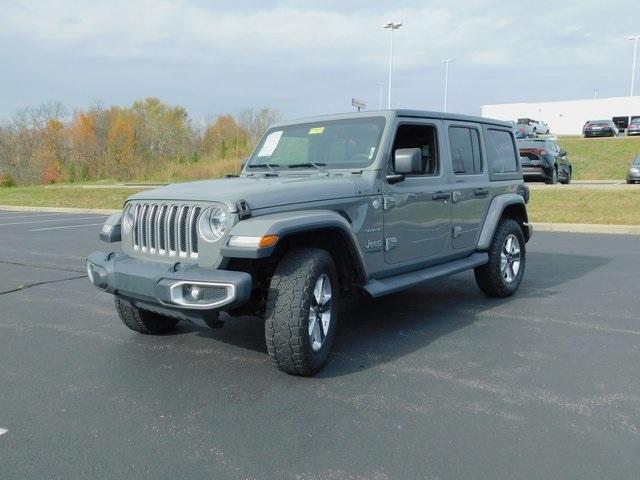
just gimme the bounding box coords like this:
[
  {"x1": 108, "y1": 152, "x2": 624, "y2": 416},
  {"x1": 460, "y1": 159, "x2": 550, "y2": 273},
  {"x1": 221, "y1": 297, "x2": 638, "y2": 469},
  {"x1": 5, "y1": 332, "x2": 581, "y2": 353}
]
[
  {"x1": 631, "y1": 167, "x2": 639, "y2": 174},
  {"x1": 198, "y1": 206, "x2": 229, "y2": 242},
  {"x1": 123, "y1": 204, "x2": 135, "y2": 230}
]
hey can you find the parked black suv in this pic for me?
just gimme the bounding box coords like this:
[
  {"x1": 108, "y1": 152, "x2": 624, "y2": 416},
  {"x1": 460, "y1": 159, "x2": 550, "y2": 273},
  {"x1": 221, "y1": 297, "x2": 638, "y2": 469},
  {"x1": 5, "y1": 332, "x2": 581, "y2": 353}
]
[{"x1": 518, "y1": 139, "x2": 572, "y2": 184}]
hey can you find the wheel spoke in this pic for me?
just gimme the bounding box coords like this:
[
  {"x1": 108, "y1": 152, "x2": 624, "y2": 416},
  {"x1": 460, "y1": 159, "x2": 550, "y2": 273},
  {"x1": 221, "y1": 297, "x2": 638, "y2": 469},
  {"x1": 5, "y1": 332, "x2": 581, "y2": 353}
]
[
  {"x1": 312, "y1": 320, "x2": 323, "y2": 345},
  {"x1": 508, "y1": 262, "x2": 515, "y2": 281},
  {"x1": 318, "y1": 297, "x2": 332, "y2": 313},
  {"x1": 512, "y1": 260, "x2": 520, "y2": 276},
  {"x1": 313, "y1": 278, "x2": 323, "y2": 306}
]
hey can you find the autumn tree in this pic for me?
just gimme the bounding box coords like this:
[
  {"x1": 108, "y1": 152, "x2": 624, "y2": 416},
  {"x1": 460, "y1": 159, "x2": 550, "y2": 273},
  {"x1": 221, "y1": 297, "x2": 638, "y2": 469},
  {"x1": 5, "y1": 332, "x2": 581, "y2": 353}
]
[{"x1": 201, "y1": 115, "x2": 250, "y2": 159}]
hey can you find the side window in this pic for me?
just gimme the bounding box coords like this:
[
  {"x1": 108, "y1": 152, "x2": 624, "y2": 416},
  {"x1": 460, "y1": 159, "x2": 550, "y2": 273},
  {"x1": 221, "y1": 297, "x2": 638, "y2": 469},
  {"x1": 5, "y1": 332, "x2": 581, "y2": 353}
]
[
  {"x1": 485, "y1": 129, "x2": 518, "y2": 173},
  {"x1": 449, "y1": 126, "x2": 482, "y2": 175},
  {"x1": 393, "y1": 124, "x2": 440, "y2": 175},
  {"x1": 392, "y1": 124, "x2": 439, "y2": 175}
]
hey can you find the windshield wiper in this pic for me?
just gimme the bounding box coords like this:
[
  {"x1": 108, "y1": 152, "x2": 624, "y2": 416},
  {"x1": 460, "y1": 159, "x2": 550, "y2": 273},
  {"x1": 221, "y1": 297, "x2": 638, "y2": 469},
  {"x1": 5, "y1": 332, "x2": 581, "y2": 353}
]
[
  {"x1": 247, "y1": 162, "x2": 279, "y2": 175},
  {"x1": 288, "y1": 162, "x2": 328, "y2": 173}
]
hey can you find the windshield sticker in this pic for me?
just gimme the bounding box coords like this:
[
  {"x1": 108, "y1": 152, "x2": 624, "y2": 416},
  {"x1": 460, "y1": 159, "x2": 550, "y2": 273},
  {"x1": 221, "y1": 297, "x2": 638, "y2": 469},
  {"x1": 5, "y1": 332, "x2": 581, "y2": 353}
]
[
  {"x1": 369, "y1": 147, "x2": 376, "y2": 159},
  {"x1": 257, "y1": 130, "x2": 283, "y2": 157},
  {"x1": 308, "y1": 127, "x2": 325, "y2": 135}
]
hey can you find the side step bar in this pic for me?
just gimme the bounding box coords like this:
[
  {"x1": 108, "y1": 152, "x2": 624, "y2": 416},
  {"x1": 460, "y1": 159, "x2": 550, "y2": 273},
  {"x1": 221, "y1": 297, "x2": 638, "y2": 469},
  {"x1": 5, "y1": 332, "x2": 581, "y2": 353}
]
[{"x1": 363, "y1": 253, "x2": 489, "y2": 298}]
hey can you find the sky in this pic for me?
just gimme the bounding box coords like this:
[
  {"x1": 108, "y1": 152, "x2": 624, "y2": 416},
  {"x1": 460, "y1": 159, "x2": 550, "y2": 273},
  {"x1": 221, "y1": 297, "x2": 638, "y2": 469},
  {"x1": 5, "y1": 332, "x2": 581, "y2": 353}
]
[{"x1": 1, "y1": 0, "x2": 640, "y2": 122}]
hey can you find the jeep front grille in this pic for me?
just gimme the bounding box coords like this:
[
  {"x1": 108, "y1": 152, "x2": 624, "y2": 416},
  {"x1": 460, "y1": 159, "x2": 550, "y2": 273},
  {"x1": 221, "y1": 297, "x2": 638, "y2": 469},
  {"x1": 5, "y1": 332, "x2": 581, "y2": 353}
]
[{"x1": 130, "y1": 203, "x2": 201, "y2": 259}]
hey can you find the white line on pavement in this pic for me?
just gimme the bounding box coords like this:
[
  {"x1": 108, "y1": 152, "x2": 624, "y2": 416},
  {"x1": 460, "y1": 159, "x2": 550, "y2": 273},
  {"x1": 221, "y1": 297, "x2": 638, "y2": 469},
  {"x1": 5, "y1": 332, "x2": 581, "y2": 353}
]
[
  {"x1": 0, "y1": 213, "x2": 67, "y2": 220},
  {"x1": 0, "y1": 216, "x2": 107, "y2": 227},
  {"x1": 0, "y1": 428, "x2": 7, "y2": 436},
  {"x1": 30, "y1": 223, "x2": 104, "y2": 232}
]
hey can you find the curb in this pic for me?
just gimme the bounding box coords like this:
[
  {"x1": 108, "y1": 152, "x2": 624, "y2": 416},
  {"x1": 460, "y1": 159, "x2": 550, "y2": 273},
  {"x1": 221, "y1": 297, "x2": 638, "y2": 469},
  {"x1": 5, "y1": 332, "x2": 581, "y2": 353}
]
[
  {"x1": 533, "y1": 222, "x2": 640, "y2": 235},
  {"x1": 0, "y1": 205, "x2": 119, "y2": 215}
]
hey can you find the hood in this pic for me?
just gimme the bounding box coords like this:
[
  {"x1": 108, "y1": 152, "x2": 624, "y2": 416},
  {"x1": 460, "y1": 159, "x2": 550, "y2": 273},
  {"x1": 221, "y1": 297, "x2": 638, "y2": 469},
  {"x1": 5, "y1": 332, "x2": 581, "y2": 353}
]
[{"x1": 128, "y1": 174, "x2": 359, "y2": 211}]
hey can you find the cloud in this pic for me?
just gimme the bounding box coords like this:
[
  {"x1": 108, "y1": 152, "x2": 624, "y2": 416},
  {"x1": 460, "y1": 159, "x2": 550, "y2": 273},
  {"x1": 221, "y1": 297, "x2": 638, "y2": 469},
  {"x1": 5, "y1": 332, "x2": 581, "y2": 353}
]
[{"x1": 1, "y1": 0, "x2": 639, "y2": 118}]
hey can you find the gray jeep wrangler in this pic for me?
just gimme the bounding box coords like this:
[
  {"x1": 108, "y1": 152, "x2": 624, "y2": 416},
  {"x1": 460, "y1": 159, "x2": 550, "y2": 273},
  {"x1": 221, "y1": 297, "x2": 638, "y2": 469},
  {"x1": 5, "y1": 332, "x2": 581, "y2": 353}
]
[{"x1": 87, "y1": 110, "x2": 531, "y2": 376}]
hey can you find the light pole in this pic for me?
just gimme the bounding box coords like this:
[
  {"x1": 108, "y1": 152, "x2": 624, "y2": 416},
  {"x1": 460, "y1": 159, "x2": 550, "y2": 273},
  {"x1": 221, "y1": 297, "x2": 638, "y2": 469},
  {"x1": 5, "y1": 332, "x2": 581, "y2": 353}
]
[
  {"x1": 630, "y1": 35, "x2": 640, "y2": 97},
  {"x1": 442, "y1": 58, "x2": 453, "y2": 112},
  {"x1": 378, "y1": 82, "x2": 384, "y2": 110},
  {"x1": 383, "y1": 21, "x2": 402, "y2": 109}
]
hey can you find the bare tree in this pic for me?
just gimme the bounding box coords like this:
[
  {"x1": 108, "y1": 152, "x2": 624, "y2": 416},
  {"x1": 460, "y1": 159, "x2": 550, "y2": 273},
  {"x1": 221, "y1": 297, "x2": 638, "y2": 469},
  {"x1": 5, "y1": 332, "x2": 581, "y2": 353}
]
[{"x1": 238, "y1": 107, "x2": 282, "y2": 145}]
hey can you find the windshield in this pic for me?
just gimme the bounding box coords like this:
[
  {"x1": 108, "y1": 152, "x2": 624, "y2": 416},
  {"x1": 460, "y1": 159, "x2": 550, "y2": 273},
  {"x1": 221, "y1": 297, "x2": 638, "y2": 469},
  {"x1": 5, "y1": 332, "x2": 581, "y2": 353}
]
[{"x1": 247, "y1": 117, "x2": 386, "y2": 170}]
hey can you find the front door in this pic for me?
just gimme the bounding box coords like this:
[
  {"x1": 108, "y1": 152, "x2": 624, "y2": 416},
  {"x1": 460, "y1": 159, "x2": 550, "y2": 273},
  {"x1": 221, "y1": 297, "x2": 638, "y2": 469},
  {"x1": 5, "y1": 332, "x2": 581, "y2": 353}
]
[
  {"x1": 382, "y1": 120, "x2": 452, "y2": 265},
  {"x1": 445, "y1": 121, "x2": 491, "y2": 251}
]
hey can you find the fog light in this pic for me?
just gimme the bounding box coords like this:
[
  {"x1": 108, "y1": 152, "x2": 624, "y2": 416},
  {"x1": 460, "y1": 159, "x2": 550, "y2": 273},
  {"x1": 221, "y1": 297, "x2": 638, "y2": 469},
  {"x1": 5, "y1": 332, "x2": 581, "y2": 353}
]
[{"x1": 189, "y1": 285, "x2": 202, "y2": 302}]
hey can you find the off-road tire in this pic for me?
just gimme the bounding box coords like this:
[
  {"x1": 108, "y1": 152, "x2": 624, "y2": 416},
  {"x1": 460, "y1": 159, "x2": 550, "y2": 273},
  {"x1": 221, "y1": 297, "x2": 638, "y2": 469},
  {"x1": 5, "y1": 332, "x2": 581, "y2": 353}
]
[
  {"x1": 265, "y1": 248, "x2": 339, "y2": 376},
  {"x1": 474, "y1": 218, "x2": 526, "y2": 298},
  {"x1": 560, "y1": 168, "x2": 571, "y2": 185},
  {"x1": 115, "y1": 297, "x2": 179, "y2": 334}
]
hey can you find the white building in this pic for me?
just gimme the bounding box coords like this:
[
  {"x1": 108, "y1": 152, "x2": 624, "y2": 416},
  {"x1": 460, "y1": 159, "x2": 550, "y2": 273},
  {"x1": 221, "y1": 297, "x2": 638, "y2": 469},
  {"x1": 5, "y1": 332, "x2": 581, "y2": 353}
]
[{"x1": 482, "y1": 96, "x2": 640, "y2": 135}]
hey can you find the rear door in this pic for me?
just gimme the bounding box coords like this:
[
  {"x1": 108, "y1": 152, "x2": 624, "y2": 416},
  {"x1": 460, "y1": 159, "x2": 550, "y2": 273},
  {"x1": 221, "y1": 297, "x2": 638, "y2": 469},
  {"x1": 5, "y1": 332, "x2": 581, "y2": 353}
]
[{"x1": 445, "y1": 121, "x2": 491, "y2": 251}]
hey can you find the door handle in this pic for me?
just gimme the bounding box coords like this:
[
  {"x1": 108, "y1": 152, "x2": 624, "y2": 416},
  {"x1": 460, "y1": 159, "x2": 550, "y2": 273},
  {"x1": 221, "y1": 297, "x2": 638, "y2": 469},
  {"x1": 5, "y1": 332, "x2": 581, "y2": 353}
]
[
  {"x1": 474, "y1": 188, "x2": 489, "y2": 197},
  {"x1": 432, "y1": 191, "x2": 451, "y2": 200}
]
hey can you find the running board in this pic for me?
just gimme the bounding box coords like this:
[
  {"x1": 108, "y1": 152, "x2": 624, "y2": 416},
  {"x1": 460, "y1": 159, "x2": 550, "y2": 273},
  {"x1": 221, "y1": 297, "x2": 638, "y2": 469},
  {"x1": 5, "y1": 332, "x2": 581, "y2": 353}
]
[{"x1": 363, "y1": 253, "x2": 489, "y2": 298}]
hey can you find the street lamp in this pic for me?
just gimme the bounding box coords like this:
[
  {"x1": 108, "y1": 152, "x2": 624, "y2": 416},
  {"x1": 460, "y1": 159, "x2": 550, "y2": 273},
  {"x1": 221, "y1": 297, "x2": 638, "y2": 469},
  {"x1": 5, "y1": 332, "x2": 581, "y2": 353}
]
[
  {"x1": 383, "y1": 21, "x2": 402, "y2": 109},
  {"x1": 442, "y1": 58, "x2": 454, "y2": 112},
  {"x1": 378, "y1": 82, "x2": 384, "y2": 110},
  {"x1": 630, "y1": 35, "x2": 640, "y2": 97}
]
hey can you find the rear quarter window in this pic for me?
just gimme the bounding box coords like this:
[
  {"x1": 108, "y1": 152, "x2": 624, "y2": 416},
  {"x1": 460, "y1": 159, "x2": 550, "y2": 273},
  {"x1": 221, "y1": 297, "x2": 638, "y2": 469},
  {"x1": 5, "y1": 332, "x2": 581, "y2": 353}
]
[{"x1": 485, "y1": 129, "x2": 519, "y2": 174}]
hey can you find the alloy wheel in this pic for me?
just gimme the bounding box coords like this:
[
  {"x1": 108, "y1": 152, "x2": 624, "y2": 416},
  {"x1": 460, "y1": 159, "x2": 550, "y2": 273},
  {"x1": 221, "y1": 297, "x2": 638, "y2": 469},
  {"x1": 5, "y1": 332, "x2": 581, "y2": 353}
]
[
  {"x1": 308, "y1": 274, "x2": 332, "y2": 352},
  {"x1": 500, "y1": 234, "x2": 521, "y2": 283}
]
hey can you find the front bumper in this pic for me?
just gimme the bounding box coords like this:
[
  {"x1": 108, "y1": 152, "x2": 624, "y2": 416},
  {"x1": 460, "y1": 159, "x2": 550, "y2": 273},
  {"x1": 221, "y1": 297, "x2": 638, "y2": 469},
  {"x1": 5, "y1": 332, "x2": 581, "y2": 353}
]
[
  {"x1": 86, "y1": 251, "x2": 252, "y2": 315},
  {"x1": 627, "y1": 173, "x2": 640, "y2": 182}
]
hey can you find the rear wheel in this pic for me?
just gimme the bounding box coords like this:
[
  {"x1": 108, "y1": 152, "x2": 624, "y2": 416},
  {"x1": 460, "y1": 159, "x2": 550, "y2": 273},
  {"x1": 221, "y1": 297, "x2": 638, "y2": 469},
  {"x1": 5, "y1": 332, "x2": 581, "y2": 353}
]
[
  {"x1": 265, "y1": 248, "x2": 339, "y2": 376},
  {"x1": 115, "y1": 297, "x2": 179, "y2": 334},
  {"x1": 474, "y1": 219, "x2": 526, "y2": 298},
  {"x1": 545, "y1": 166, "x2": 558, "y2": 184}
]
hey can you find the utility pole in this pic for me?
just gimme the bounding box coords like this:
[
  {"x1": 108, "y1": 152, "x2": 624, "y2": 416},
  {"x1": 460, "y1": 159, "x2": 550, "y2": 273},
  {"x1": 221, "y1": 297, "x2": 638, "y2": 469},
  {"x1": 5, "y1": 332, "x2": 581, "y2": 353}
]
[
  {"x1": 442, "y1": 58, "x2": 454, "y2": 112},
  {"x1": 630, "y1": 35, "x2": 640, "y2": 97}
]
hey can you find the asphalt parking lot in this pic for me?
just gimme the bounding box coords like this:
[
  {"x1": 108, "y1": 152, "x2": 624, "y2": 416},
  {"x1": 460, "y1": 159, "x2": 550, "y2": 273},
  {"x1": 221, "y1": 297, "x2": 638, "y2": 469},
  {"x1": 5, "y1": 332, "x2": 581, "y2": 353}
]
[{"x1": 1, "y1": 211, "x2": 639, "y2": 479}]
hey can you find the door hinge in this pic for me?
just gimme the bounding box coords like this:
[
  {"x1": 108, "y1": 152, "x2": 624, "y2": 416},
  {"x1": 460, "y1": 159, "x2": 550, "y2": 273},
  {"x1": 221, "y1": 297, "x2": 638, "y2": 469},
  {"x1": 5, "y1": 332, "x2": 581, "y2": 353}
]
[
  {"x1": 384, "y1": 237, "x2": 398, "y2": 252},
  {"x1": 383, "y1": 196, "x2": 396, "y2": 211}
]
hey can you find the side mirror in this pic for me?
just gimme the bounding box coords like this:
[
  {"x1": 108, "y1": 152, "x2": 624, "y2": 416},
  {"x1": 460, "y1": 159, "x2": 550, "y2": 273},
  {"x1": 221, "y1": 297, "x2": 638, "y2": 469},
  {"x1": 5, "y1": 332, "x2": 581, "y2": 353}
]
[
  {"x1": 394, "y1": 148, "x2": 422, "y2": 174},
  {"x1": 559, "y1": 150, "x2": 567, "y2": 157}
]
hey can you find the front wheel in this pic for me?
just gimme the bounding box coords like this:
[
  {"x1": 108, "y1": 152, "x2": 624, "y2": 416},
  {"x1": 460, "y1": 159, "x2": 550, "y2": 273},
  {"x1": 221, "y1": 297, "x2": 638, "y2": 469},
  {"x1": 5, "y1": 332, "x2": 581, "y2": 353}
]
[
  {"x1": 265, "y1": 248, "x2": 339, "y2": 376},
  {"x1": 560, "y1": 168, "x2": 572, "y2": 184},
  {"x1": 474, "y1": 219, "x2": 526, "y2": 297}
]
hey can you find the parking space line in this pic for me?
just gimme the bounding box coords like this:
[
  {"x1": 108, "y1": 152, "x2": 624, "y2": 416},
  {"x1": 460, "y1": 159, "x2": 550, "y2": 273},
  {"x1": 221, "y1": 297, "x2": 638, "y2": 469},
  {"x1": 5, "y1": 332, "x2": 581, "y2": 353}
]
[
  {"x1": 0, "y1": 216, "x2": 107, "y2": 227},
  {"x1": 30, "y1": 223, "x2": 104, "y2": 232},
  {"x1": 0, "y1": 428, "x2": 7, "y2": 436}
]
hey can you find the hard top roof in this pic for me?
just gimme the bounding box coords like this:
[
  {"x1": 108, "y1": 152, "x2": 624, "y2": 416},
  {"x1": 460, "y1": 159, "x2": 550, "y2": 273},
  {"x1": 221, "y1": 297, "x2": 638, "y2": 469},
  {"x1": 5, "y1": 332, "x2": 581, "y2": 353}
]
[{"x1": 270, "y1": 109, "x2": 511, "y2": 129}]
